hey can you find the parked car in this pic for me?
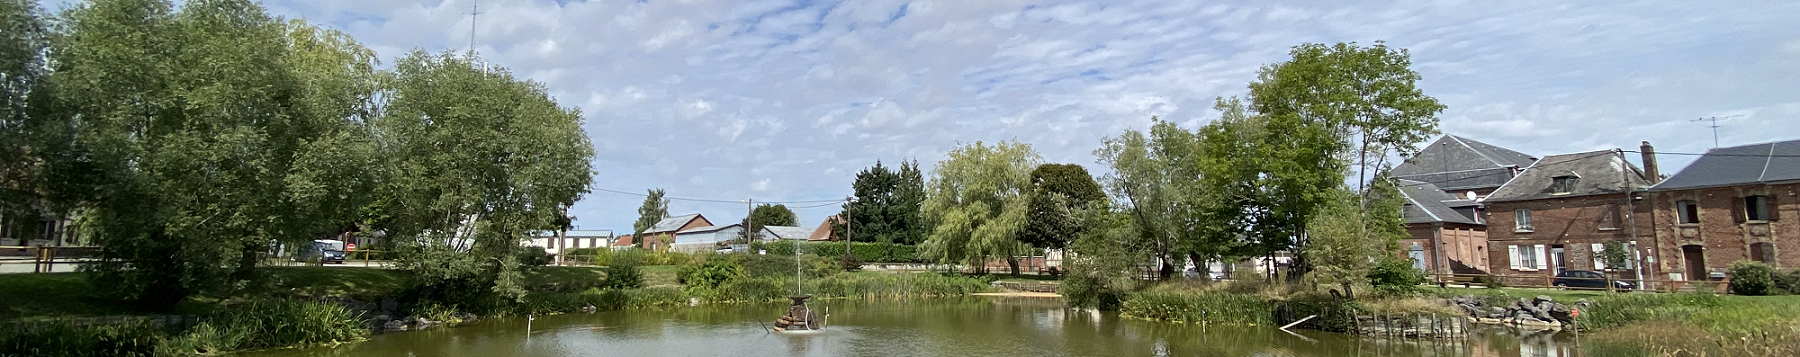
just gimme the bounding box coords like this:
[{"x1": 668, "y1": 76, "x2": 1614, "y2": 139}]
[
  {"x1": 1553, "y1": 270, "x2": 1633, "y2": 291},
  {"x1": 294, "y1": 239, "x2": 347, "y2": 264}
]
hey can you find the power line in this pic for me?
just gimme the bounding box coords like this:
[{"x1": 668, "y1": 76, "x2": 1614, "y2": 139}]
[
  {"x1": 1622, "y1": 149, "x2": 1800, "y2": 158},
  {"x1": 589, "y1": 187, "x2": 845, "y2": 204}
]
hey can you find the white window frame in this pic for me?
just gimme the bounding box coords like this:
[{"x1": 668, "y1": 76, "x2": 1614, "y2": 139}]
[
  {"x1": 1510, "y1": 244, "x2": 1545, "y2": 272},
  {"x1": 1515, "y1": 209, "x2": 1534, "y2": 232}
]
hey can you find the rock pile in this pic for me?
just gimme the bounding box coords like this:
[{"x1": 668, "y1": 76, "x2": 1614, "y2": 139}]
[{"x1": 1451, "y1": 295, "x2": 1589, "y2": 329}]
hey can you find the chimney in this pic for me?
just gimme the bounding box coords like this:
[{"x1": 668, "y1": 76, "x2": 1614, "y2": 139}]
[{"x1": 1640, "y1": 141, "x2": 1661, "y2": 184}]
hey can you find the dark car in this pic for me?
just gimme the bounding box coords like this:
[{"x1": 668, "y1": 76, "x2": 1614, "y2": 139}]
[
  {"x1": 320, "y1": 249, "x2": 346, "y2": 264},
  {"x1": 1553, "y1": 270, "x2": 1633, "y2": 291}
]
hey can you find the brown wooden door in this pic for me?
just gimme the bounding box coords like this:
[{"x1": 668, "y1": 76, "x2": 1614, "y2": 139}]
[{"x1": 1682, "y1": 245, "x2": 1706, "y2": 280}]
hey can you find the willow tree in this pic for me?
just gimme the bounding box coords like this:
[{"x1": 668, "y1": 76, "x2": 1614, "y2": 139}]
[
  {"x1": 377, "y1": 51, "x2": 593, "y2": 310},
  {"x1": 920, "y1": 140, "x2": 1040, "y2": 274}
]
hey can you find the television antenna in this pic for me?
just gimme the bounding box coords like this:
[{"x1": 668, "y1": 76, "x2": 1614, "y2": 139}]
[
  {"x1": 468, "y1": 0, "x2": 484, "y2": 55},
  {"x1": 1692, "y1": 115, "x2": 1742, "y2": 148}
]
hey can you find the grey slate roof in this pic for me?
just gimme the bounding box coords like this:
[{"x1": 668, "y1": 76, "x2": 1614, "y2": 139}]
[
  {"x1": 1650, "y1": 139, "x2": 1800, "y2": 191},
  {"x1": 1398, "y1": 179, "x2": 1481, "y2": 224},
  {"x1": 1483, "y1": 150, "x2": 1652, "y2": 203},
  {"x1": 764, "y1": 226, "x2": 812, "y2": 240},
  {"x1": 1392, "y1": 135, "x2": 1538, "y2": 191},
  {"x1": 645, "y1": 214, "x2": 702, "y2": 234}
]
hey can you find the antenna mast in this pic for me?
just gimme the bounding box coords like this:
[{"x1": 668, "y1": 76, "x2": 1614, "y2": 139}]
[
  {"x1": 468, "y1": 0, "x2": 483, "y2": 55},
  {"x1": 1691, "y1": 115, "x2": 1743, "y2": 148}
]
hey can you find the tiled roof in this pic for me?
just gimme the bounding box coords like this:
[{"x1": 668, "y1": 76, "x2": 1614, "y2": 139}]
[
  {"x1": 1398, "y1": 179, "x2": 1481, "y2": 225},
  {"x1": 1484, "y1": 150, "x2": 1652, "y2": 202},
  {"x1": 808, "y1": 215, "x2": 843, "y2": 241},
  {"x1": 1393, "y1": 135, "x2": 1537, "y2": 190},
  {"x1": 1650, "y1": 139, "x2": 1800, "y2": 191},
  {"x1": 611, "y1": 235, "x2": 634, "y2": 246}
]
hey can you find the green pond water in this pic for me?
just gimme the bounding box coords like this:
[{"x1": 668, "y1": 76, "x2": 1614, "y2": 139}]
[{"x1": 241, "y1": 297, "x2": 1582, "y2": 357}]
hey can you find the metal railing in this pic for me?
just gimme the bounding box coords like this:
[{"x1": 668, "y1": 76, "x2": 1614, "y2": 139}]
[{"x1": 0, "y1": 246, "x2": 102, "y2": 273}]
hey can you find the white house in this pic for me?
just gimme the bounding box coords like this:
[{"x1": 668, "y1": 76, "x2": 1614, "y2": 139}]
[{"x1": 527, "y1": 229, "x2": 614, "y2": 256}]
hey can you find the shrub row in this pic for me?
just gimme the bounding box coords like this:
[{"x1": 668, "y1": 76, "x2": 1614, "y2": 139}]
[
  {"x1": 518, "y1": 273, "x2": 992, "y2": 314},
  {"x1": 756, "y1": 241, "x2": 923, "y2": 263}
]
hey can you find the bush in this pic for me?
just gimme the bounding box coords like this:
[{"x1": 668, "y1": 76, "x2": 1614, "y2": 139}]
[
  {"x1": 839, "y1": 254, "x2": 865, "y2": 271},
  {"x1": 602, "y1": 254, "x2": 644, "y2": 289},
  {"x1": 677, "y1": 256, "x2": 744, "y2": 291},
  {"x1": 199, "y1": 299, "x2": 364, "y2": 351},
  {"x1": 1728, "y1": 260, "x2": 1779, "y2": 296},
  {"x1": 1777, "y1": 269, "x2": 1800, "y2": 295},
  {"x1": 515, "y1": 247, "x2": 554, "y2": 267},
  {"x1": 1366, "y1": 258, "x2": 1427, "y2": 295},
  {"x1": 1121, "y1": 291, "x2": 1274, "y2": 326}
]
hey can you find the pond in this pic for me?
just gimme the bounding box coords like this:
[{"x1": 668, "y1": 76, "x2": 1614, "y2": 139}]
[{"x1": 242, "y1": 297, "x2": 1584, "y2": 357}]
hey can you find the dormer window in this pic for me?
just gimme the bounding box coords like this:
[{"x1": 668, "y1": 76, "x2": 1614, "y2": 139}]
[{"x1": 1551, "y1": 176, "x2": 1578, "y2": 195}]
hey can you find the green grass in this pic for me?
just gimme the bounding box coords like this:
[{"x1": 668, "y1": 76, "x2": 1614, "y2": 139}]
[
  {"x1": 639, "y1": 265, "x2": 680, "y2": 287},
  {"x1": 0, "y1": 273, "x2": 141, "y2": 320}
]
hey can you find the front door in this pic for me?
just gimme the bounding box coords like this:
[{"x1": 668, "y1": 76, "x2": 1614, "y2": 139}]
[
  {"x1": 1551, "y1": 245, "x2": 1567, "y2": 273},
  {"x1": 1683, "y1": 245, "x2": 1706, "y2": 280}
]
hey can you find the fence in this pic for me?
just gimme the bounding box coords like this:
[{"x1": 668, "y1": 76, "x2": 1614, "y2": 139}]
[
  {"x1": 1426, "y1": 272, "x2": 1730, "y2": 294},
  {"x1": 0, "y1": 246, "x2": 101, "y2": 273}
]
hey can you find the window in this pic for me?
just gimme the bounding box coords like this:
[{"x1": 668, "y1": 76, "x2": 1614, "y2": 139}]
[
  {"x1": 1751, "y1": 243, "x2": 1776, "y2": 264},
  {"x1": 1515, "y1": 209, "x2": 1534, "y2": 232},
  {"x1": 1598, "y1": 204, "x2": 1620, "y2": 230},
  {"x1": 1510, "y1": 245, "x2": 1546, "y2": 271},
  {"x1": 1551, "y1": 176, "x2": 1579, "y2": 194},
  {"x1": 1746, "y1": 196, "x2": 1771, "y2": 221},
  {"x1": 1677, "y1": 200, "x2": 1700, "y2": 224}
]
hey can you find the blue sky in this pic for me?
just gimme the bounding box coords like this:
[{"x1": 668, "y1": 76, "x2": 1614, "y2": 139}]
[{"x1": 42, "y1": 0, "x2": 1800, "y2": 233}]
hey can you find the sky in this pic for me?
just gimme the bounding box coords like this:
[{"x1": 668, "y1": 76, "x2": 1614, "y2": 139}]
[{"x1": 41, "y1": 0, "x2": 1800, "y2": 233}]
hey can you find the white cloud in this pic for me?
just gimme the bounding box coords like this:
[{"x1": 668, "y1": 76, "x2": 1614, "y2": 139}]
[{"x1": 248, "y1": 0, "x2": 1800, "y2": 231}]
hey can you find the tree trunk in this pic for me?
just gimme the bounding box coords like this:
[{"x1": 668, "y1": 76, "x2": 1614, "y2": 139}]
[{"x1": 1007, "y1": 256, "x2": 1021, "y2": 276}]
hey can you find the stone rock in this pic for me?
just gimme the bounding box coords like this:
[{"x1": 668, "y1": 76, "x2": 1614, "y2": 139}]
[
  {"x1": 1535, "y1": 295, "x2": 1554, "y2": 304},
  {"x1": 454, "y1": 312, "x2": 477, "y2": 322},
  {"x1": 415, "y1": 317, "x2": 432, "y2": 326},
  {"x1": 383, "y1": 320, "x2": 408, "y2": 332},
  {"x1": 381, "y1": 299, "x2": 399, "y2": 313},
  {"x1": 1488, "y1": 307, "x2": 1508, "y2": 319}
]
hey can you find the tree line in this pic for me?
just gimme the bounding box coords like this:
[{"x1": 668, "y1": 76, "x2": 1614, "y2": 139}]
[
  {"x1": 805, "y1": 42, "x2": 1441, "y2": 299},
  {"x1": 0, "y1": 0, "x2": 593, "y2": 311}
]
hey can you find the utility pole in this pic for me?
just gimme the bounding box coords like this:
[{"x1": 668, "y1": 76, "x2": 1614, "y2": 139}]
[
  {"x1": 845, "y1": 196, "x2": 853, "y2": 264},
  {"x1": 745, "y1": 199, "x2": 754, "y2": 246},
  {"x1": 1692, "y1": 115, "x2": 1742, "y2": 148},
  {"x1": 468, "y1": 0, "x2": 482, "y2": 55}
]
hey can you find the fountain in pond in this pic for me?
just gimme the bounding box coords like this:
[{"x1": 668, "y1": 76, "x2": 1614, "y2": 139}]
[{"x1": 772, "y1": 295, "x2": 826, "y2": 332}]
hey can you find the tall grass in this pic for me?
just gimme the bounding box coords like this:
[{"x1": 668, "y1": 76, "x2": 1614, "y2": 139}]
[
  {"x1": 156, "y1": 299, "x2": 365, "y2": 355},
  {"x1": 1120, "y1": 291, "x2": 1275, "y2": 326},
  {"x1": 0, "y1": 320, "x2": 162, "y2": 357}
]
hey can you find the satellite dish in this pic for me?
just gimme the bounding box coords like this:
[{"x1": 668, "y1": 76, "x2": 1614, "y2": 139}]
[{"x1": 1466, "y1": 191, "x2": 1477, "y2": 200}]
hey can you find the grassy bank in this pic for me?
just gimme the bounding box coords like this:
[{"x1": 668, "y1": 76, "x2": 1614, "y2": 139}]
[{"x1": 1577, "y1": 294, "x2": 1800, "y2": 356}]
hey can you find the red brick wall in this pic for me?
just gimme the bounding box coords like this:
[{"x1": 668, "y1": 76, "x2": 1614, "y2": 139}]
[
  {"x1": 1403, "y1": 223, "x2": 1490, "y2": 275},
  {"x1": 1485, "y1": 194, "x2": 1651, "y2": 285},
  {"x1": 1648, "y1": 183, "x2": 1800, "y2": 281}
]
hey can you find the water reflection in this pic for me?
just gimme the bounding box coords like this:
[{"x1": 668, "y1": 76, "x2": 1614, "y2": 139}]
[{"x1": 241, "y1": 297, "x2": 1587, "y2": 357}]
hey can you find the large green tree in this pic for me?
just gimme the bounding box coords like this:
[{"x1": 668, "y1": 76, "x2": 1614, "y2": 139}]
[
  {"x1": 1224, "y1": 41, "x2": 1442, "y2": 280},
  {"x1": 920, "y1": 141, "x2": 1040, "y2": 274},
  {"x1": 377, "y1": 51, "x2": 593, "y2": 310},
  {"x1": 1019, "y1": 163, "x2": 1103, "y2": 250},
  {"x1": 0, "y1": 0, "x2": 52, "y2": 230},
  {"x1": 1095, "y1": 118, "x2": 1214, "y2": 279},
  {"x1": 737, "y1": 203, "x2": 795, "y2": 242},
  {"x1": 1246, "y1": 41, "x2": 1444, "y2": 194},
  {"x1": 631, "y1": 188, "x2": 667, "y2": 248},
  {"x1": 1302, "y1": 179, "x2": 1408, "y2": 299},
  {"x1": 49, "y1": 0, "x2": 383, "y2": 307},
  {"x1": 835, "y1": 160, "x2": 927, "y2": 244}
]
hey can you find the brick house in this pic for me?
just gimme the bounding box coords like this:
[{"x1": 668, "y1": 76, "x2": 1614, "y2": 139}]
[
  {"x1": 631, "y1": 213, "x2": 712, "y2": 251},
  {"x1": 1645, "y1": 139, "x2": 1800, "y2": 284},
  {"x1": 1483, "y1": 150, "x2": 1655, "y2": 286},
  {"x1": 1391, "y1": 135, "x2": 1538, "y2": 200},
  {"x1": 1397, "y1": 179, "x2": 1490, "y2": 275},
  {"x1": 1389, "y1": 135, "x2": 1536, "y2": 276}
]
